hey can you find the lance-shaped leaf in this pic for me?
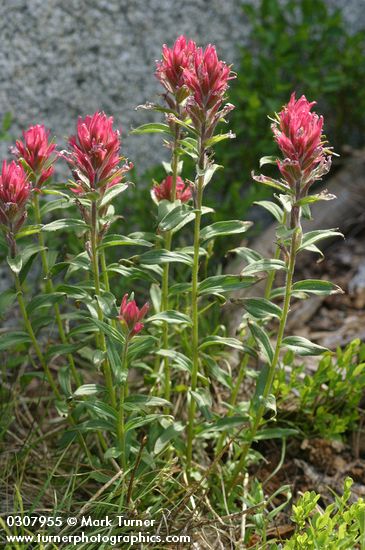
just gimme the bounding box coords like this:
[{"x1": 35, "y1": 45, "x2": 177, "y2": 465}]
[
  {"x1": 0, "y1": 331, "x2": 31, "y2": 351},
  {"x1": 254, "y1": 200, "x2": 284, "y2": 223},
  {"x1": 292, "y1": 279, "x2": 343, "y2": 296},
  {"x1": 241, "y1": 259, "x2": 287, "y2": 276},
  {"x1": 259, "y1": 155, "x2": 278, "y2": 167},
  {"x1": 249, "y1": 322, "x2": 274, "y2": 363},
  {"x1": 16, "y1": 224, "x2": 42, "y2": 239},
  {"x1": 137, "y1": 249, "x2": 193, "y2": 266},
  {"x1": 156, "y1": 349, "x2": 192, "y2": 373},
  {"x1": 98, "y1": 233, "x2": 152, "y2": 249},
  {"x1": 252, "y1": 171, "x2": 291, "y2": 192},
  {"x1": 73, "y1": 384, "x2": 104, "y2": 397},
  {"x1": 298, "y1": 229, "x2": 343, "y2": 253},
  {"x1": 296, "y1": 189, "x2": 336, "y2": 206},
  {"x1": 159, "y1": 204, "x2": 213, "y2": 233},
  {"x1": 205, "y1": 132, "x2": 235, "y2": 147},
  {"x1": 282, "y1": 336, "x2": 328, "y2": 356},
  {"x1": 198, "y1": 275, "x2": 257, "y2": 296},
  {"x1": 148, "y1": 310, "x2": 192, "y2": 326},
  {"x1": 0, "y1": 289, "x2": 16, "y2": 318},
  {"x1": 42, "y1": 218, "x2": 88, "y2": 232},
  {"x1": 130, "y1": 122, "x2": 171, "y2": 135},
  {"x1": 229, "y1": 247, "x2": 264, "y2": 263},
  {"x1": 124, "y1": 395, "x2": 170, "y2": 411},
  {"x1": 7, "y1": 255, "x2": 22, "y2": 275},
  {"x1": 125, "y1": 414, "x2": 169, "y2": 433},
  {"x1": 199, "y1": 335, "x2": 254, "y2": 353},
  {"x1": 154, "y1": 421, "x2": 184, "y2": 454},
  {"x1": 242, "y1": 297, "x2": 282, "y2": 319},
  {"x1": 200, "y1": 220, "x2": 252, "y2": 243},
  {"x1": 98, "y1": 183, "x2": 129, "y2": 208},
  {"x1": 26, "y1": 292, "x2": 66, "y2": 315}
]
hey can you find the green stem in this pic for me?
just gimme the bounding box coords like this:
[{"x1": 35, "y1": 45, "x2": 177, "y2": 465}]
[
  {"x1": 90, "y1": 201, "x2": 117, "y2": 409},
  {"x1": 33, "y1": 194, "x2": 81, "y2": 387},
  {"x1": 230, "y1": 242, "x2": 283, "y2": 409},
  {"x1": 186, "y1": 170, "x2": 204, "y2": 476},
  {"x1": 14, "y1": 274, "x2": 60, "y2": 400},
  {"x1": 228, "y1": 228, "x2": 298, "y2": 492},
  {"x1": 161, "y1": 139, "x2": 180, "y2": 408},
  {"x1": 99, "y1": 248, "x2": 110, "y2": 292},
  {"x1": 118, "y1": 340, "x2": 129, "y2": 470}
]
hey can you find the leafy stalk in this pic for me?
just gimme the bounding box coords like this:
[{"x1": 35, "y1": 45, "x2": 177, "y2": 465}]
[
  {"x1": 117, "y1": 339, "x2": 129, "y2": 470},
  {"x1": 14, "y1": 272, "x2": 60, "y2": 399},
  {"x1": 186, "y1": 139, "x2": 205, "y2": 475},
  {"x1": 228, "y1": 214, "x2": 301, "y2": 491},
  {"x1": 34, "y1": 193, "x2": 81, "y2": 387},
  {"x1": 161, "y1": 126, "x2": 180, "y2": 408},
  {"x1": 90, "y1": 200, "x2": 117, "y2": 409}
]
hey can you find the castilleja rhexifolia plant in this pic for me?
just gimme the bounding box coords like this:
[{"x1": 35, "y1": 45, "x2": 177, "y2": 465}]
[{"x1": 1, "y1": 35, "x2": 345, "y2": 533}]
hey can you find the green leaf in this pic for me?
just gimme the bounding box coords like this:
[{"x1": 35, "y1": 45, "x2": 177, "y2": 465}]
[
  {"x1": 156, "y1": 349, "x2": 192, "y2": 373},
  {"x1": 137, "y1": 249, "x2": 193, "y2": 266},
  {"x1": 298, "y1": 229, "x2": 343, "y2": 252},
  {"x1": 249, "y1": 322, "x2": 274, "y2": 363},
  {"x1": 73, "y1": 384, "x2": 104, "y2": 396},
  {"x1": 241, "y1": 259, "x2": 286, "y2": 276},
  {"x1": 200, "y1": 220, "x2": 252, "y2": 243},
  {"x1": 98, "y1": 183, "x2": 129, "y2": 208},
  {"x1": 125, "y1": 414, "x2": 167, "y2": 433},
  {"x1": 0, "y1": 289, "x2": 16, "y2": 317},
  {"x1": 7, "y1": 255, "x2": 22, "y2": 274},
  {"x1": 26, "y1": 292, "x2": 66, "y2": 315},
  {"x1": 199, "y1": 336, "x2": 248, "y2": 352},
  {"x1": 259, "y1": 155, "x2": 278, "y2": 167},
  {"x1": 89, "y1": 318, "x2": 124, "y2": 344},
  {"x1": 252, "y1": 172, "x2": 290, "y2": 192},
  {"x1": 158, "y1": 204, "x2": 213, "y2": 233},
  {"x1": 40, "y1": 198, "x2": 72, "y2": 216},
  {"x1": 98, "y1": 234, "x2": 152, "y2": 249},
  {"x1": 229, "y1": 247, "x2": 264, "y2": 263},
  {"x1": 190, "y1": 388, "x2": 213, "y2": 420},
  {"x1": 282, "y1": 336, "x2": 328, "y2": 356},
  {"x1": 128, "y1": 335, "x2": 158, "y2": 361},
  {"x1": 0, "y1": 331, "x2": 31, "y2": 351},
  {"x1": 201, "y1": 163, "x2": 223, "y2": 187},
  {"x1": 158, "y1": 203, "x2": 195, "y2": 233},
  {"x1": 296, "y1": 189, "x2": 336, "y2": 206},
  {"x1": 65, "y1": 252, "x2": 90, "y2": 278},
  {"x1": 130, "y1": 122, "x2": 171, "y2": 135},
  {"x1": 16, "y1": 224, "x2": 42, "y2": 239},
  {"x1": 124, "y1": 395, "x2": 170, "y2": 411},
  {"x1": 205, "y1": 131, "x2": 235, "y2": 147},
  {"x1": 154, "y1": 421, "x2": 184, "y2": 454},
  {"x1": 255, "y1": 428, "x2": 298, "y2": 440},
  {"x1": 42, "y1": 219, "x2": 88, "y2": 232},
  {"x1": 292, "y1": 279, "x2": 343, "y2": 296},
  {"x1": 148, "y1": 310, "x2": 192, "y2": 325},
  {"x1": 242, "y1": 297, "x2": 282, "y2": 319},
  {"x1": 254, "y1": 200, "x2": 284, "y2": 223},
  {"x1": 198, "y1": 275, "x2": 256, "y2": 295}
]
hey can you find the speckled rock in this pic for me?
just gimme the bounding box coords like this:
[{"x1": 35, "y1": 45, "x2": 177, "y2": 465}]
[{"x1": 0, "y1": 0, "x2": 363, "y2": 176}]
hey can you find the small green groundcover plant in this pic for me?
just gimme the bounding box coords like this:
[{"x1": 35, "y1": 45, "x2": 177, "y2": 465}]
[{"x1": 0, "y1": 35, "x2": 363, "y2": 546}]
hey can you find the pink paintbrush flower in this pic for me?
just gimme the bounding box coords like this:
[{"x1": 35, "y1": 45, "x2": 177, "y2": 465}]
[
  {"x1": 118, "y1": 294, "x2": 149, "y2": 338},
  {"x1": 0, "y1": 160, "x2": 30, "y2": 230},
  {"x1": 272, "y1": 93, "x2": 331, "y2": 187},
  {"x1": 66, "y1": 112, "x2": 132, "y2": 193},
  {"x1": 156, "y1": 35, "x2": 196, "y2": 97},
  {"x1": 183, "y1": 45, "x2": 233, "y2": 110},
  {"x1": 153, "y1": 175, "x2": 192, "y2": 203},
  {"x1": 15, "y1": 124, "x2": 57, "y2": 188}
]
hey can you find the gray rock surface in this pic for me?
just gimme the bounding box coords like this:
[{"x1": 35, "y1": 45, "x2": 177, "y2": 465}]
[{"x1": 0, "y1": 0, "x2": 363, "y2": 176}]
